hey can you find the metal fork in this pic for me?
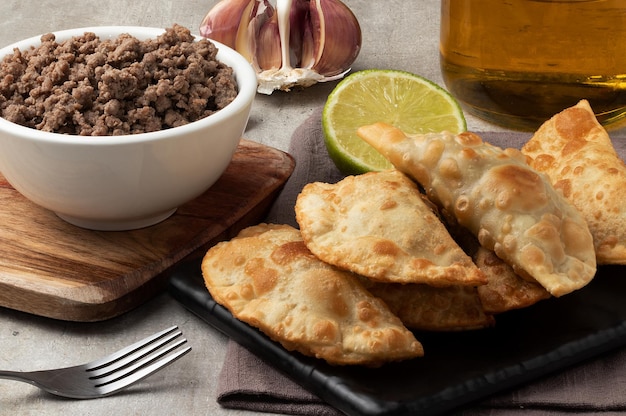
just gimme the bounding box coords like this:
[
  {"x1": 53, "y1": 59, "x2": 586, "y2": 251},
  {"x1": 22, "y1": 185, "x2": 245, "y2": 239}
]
[{"x1": 0, "y1": 325, "x2": 191, "y2": 399}]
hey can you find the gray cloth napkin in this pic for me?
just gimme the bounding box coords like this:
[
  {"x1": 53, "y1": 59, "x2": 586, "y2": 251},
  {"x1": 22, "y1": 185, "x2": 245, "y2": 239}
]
[{"x1": 217, "y1": 107, "x2": 626, "y2": 415}]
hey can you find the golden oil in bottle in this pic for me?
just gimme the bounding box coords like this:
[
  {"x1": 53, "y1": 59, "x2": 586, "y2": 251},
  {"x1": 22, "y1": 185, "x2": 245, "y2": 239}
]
[{"x1": 440, "y1": 0, "x2": 626, "y2": 129}]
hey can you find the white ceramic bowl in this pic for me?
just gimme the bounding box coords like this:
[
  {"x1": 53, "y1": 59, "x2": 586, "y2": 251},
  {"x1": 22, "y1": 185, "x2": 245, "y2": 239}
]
[{"x1": 0, "y1": 26, "x2": 257, "y2": 230}]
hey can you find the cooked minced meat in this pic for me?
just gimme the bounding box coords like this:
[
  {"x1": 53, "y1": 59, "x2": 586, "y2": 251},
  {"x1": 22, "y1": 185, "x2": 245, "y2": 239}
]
[{"x1": 0, "y1": 24, "x2": 238, "y2": 135}]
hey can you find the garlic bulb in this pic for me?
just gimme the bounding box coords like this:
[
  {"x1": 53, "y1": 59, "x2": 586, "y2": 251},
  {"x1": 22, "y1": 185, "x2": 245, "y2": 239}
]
[{"x1": 200, "y1": 0, "x2": 362, "y2": 94}]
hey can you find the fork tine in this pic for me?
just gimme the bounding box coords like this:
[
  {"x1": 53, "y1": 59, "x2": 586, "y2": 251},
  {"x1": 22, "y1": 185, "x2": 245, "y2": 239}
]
[
  {"x1": 86, "y1": 327, "x2": 183, "y2": 377},
  {"x1": 91, "y1": 342, "x2": 192, "y2": 397},
  {"x1": 90, "y1": 337, "x2": 189, "y2": 385},
  {"x1": 86, "y1": 326, "x2": 180, "y2": 372}
]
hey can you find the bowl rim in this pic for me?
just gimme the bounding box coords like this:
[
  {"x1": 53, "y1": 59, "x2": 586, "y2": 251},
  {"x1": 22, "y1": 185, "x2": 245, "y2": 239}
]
[{"x1": 0, "y1": 26, "x2": 257, "y2": 146}]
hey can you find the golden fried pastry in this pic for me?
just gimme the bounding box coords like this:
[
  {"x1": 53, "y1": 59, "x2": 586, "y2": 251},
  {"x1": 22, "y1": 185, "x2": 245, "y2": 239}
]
[
  {"x1": 357, "y1": 123, "x2": 596, "y2": 297},
  {"x1": 359, "y1": 278, "x2": 495, "y2": 331},
  {"x1": 295, "y1": 169, "x2": 486, "y2": 287},
  {"x1": 522, "y1": 100, "x2": 626, "y2": 265},
  {"x1": 474, "y1": 247, "x2": 551, "y2": 314},
  {"x1": 201, "y1": 223, "x2": 424, "y2": 366},
  {"x1": 444, "y1": 224, "x2": 551, "y2": 314}
]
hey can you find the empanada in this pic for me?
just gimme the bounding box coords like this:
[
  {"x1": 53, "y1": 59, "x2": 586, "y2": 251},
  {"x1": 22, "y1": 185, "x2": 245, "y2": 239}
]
[
  {"x1": 522, "y1": 100, "x2": 626, "y2": 265},
  {"x1": 295, "y1": 169, "x2": 486, "y2": 286},
  {"x1": 357, "y1": 123, "x2": 596, "y2": 297},
  {"x1": 445, "y1": 223, "x2": 551, "y2": 314},
  {"x1": 201, "y1": 223, "x2": 424, "y2": 366},
  {"x1": 359, "y1": 279, "x2": 495, "y2": 331},
  {"x1": 474, "y1": 247, "x2": 551, "y2": 314}
]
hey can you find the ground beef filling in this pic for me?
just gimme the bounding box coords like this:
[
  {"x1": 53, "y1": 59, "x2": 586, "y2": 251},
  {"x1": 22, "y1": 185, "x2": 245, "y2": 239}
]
[{"x1": 0, "y1": 24, "x2": 239, "y2": 135}]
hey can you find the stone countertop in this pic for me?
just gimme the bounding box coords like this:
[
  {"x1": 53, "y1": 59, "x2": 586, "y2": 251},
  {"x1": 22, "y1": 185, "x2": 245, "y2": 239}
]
[{"x1": 0, "y1": 1, "x2": 620, "y2": 416}]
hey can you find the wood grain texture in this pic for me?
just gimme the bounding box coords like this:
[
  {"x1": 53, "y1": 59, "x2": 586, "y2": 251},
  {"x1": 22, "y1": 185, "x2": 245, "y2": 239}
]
[{"x1": 0, "y1": 139, "x2": 294, "y2": 322}]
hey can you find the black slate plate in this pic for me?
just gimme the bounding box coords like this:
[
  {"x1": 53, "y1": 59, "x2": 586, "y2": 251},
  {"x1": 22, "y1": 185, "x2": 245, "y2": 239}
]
[{"x1": 168, "y1": 258, "x2": 626, "y2": 416}]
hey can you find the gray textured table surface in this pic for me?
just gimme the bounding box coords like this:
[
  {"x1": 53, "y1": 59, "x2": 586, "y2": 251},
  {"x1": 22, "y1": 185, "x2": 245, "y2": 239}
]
[{"x1": 1, "y1": 1, "x2": 623, "y2": 415}]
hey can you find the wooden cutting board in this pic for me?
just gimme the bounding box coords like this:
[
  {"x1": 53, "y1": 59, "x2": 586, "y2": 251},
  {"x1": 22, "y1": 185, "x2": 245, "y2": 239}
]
[{"x1": 0, "y1": 139, "x2": 294, "y2": 322}]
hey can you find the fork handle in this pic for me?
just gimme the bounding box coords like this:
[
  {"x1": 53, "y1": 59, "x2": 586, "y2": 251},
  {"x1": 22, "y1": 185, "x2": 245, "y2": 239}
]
[
  {"x1": 0, "y1": 370, "x2": 44, "y2": 387},
  {"x1": 0, "y1": 370, "x2": 29, "y2": 381}
]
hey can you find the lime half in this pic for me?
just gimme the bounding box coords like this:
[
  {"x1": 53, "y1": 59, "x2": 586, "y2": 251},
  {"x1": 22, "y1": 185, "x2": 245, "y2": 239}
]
[{"x1": 322, "y1": 69, "x2": 466, "y2": 175}]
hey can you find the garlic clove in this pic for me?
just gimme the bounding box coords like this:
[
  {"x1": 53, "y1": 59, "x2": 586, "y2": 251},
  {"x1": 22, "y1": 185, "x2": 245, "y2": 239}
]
[
  {"x1": 253, "y1": 6, "x2": 283, "y2": 70},
  {"x1": 199, "y1": 0, "x2": 257, "y2": 48},
  {"x1": 298, "y1": 21, "x2": 316, "y2": 70},
  {"x1": 309, "y1": 0, "x2": 362, "y2": 77},
  {"x1": 287, "y1": 0, "x2": 312, "y2": 68},
  {"x1": 233, "y1": 2, "x2": 262, "y2": 63}
]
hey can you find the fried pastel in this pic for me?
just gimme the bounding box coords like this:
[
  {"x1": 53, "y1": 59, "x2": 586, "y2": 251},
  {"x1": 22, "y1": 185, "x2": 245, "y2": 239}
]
[
  {"x1": 445, "y1": 224, "x2": 551, "y2": 314},
  {"x1": 201, "y1": 223, "x2": 424, "y2": 366},
  {"x1": 359, "y1": 278, "x2": 495, "y2": 331},
  {"x1": 357, "y1": 123, "x2": 596, "y2": 297},
  {"x1": 474, "y1": 247, "x2": 551, "y2": 314},
  {"x1": 522, "y1": 100, "x2": 626, "y2": 265},
  {"x1": 295, "y1": 169, "x2": 486, "y2": 287}
]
